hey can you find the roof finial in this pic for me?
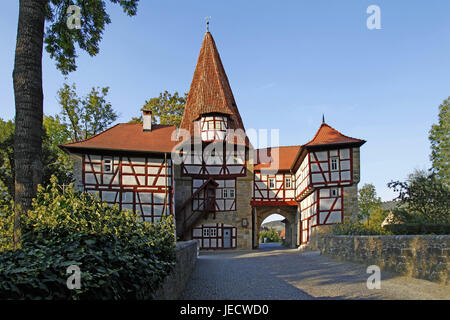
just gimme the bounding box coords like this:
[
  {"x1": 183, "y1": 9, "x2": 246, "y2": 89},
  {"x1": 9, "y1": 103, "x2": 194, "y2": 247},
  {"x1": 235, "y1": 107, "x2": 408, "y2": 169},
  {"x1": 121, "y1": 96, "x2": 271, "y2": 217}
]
[
  {"x1": 322, "y1": 114, "x2": 325, "y2": 123},
  {"x1": 205, "y1": 16, "x2": 211, "y2": 32}
]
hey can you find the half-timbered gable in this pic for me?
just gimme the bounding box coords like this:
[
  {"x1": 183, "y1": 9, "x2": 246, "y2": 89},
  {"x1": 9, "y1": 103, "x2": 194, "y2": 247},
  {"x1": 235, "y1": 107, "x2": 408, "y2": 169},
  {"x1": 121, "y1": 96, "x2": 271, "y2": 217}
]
[{"x1": 61, "y1": 123, "x2": 178, "y2": 223}]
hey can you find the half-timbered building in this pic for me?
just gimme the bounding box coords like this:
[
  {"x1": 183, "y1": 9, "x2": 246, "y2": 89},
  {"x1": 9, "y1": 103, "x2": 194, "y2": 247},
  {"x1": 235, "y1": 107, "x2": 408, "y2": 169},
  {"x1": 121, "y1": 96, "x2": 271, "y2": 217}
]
[{"x1": 61, "y1": 30, "x2": 365, "y2": 250}]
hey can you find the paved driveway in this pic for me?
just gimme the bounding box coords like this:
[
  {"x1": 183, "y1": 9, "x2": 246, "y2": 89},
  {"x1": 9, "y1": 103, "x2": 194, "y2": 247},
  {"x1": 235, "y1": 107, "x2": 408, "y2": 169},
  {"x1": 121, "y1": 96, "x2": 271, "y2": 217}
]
[{"x1": 182, "y1": 247, "x2": 450, "y2": 300}]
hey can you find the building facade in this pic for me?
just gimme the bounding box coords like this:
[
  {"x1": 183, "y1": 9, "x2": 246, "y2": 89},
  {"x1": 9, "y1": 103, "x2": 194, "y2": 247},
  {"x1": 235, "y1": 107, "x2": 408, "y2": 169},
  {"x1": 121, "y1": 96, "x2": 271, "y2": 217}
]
[{"x1": 61, "y1": 31, "x2": 365, "y2": 250}]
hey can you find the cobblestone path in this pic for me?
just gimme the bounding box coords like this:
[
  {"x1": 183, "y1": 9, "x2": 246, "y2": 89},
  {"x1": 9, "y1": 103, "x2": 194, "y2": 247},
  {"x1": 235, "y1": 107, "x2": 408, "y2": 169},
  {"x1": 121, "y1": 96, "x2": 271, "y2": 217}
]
[{"x1": 182, "y1": 247, "x2": 450, "y2": 300}]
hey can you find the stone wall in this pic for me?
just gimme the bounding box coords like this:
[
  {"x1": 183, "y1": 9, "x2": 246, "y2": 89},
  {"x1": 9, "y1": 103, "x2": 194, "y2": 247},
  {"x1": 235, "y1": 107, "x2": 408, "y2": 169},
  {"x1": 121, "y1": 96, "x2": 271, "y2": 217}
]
[
  {"x1": 152, "y1": 240, "x2": 198, "y2": 300},
  {"x1": 315, "y1": 235, "x2": 449, "y2": 285}
]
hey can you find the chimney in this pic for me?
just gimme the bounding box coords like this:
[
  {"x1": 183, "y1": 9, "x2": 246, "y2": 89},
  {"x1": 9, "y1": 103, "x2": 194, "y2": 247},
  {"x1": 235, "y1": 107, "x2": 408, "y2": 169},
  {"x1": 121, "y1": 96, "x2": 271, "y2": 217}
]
[{"x1": 143, "y1": 110, "x2": 152, "y2": 131}]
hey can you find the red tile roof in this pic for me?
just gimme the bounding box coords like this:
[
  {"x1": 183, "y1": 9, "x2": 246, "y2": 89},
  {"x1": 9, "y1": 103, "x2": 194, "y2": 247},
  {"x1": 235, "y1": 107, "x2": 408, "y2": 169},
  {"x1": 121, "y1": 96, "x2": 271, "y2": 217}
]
[
  {"x1": 180, "y1": 32, "x2": 245, "y2": 135},
  {"x1": 304, "y1": 122, "x2": 365, "y2": 147},
  {"x1": 60, "y1": 123, "x2": 178, "y2": 154},
  {"x1": 254, "y1": 146, "x2": 301, "y2": 171}
]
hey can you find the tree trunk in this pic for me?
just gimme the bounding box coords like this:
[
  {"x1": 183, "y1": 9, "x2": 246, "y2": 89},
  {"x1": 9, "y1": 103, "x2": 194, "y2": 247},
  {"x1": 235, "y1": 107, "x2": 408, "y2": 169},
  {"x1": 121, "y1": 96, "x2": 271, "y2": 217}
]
[{"x1": 13, "y1": 0, "x2": 47, "y2": 248}]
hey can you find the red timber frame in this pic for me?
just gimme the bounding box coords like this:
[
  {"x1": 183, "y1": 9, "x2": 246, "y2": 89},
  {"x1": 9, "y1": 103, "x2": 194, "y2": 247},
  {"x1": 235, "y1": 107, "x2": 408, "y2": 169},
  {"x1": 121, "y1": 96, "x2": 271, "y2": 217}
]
[
  {"x1": 82, "y1": 154, "x2": 173, "y2": 222},
  {"x1": 295, "y1": 148, "x2": 353, "y2": 202},
  {"x1": 192, "y1": 223, "x2": 237, "y2": 250},
  {"x1": 192, "y1": 178, "x2": 237, "y2": 212},
  {"x1": 317, "y1": 187, "x2": 344, "y2": 225},
  {"x1": 199, "y1": 115, "x2": 228, "y2": 142},
  {"x1": 308, "y1": 149, "x2": 353, "y2": 187},
  {"x1": 252, "y1": 171, "x2": 297, "y2": 206},
  {"x1": 181, "y1": 143, "x2": 247, "y2": 178},
  {"x1": 299, "y1": 187, "x2": 344, "y2": 244},
  {"x1": 294, "y1": 153, "x2": 311, "y2": 201}
]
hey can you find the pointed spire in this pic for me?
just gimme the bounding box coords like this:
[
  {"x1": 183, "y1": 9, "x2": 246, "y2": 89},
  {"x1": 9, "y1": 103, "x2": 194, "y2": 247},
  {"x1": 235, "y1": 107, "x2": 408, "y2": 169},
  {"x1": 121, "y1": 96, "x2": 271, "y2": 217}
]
[
  {"x1": 180, "y1": 31, "x2": 245, "y2": 135},
  {"x1": 322, "y1": 114, "x2": 325, "y2": 123}
]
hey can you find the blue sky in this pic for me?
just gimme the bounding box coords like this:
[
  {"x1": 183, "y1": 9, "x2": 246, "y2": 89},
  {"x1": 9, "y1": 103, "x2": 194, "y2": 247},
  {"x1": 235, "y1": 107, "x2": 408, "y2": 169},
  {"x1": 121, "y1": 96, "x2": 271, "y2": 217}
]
[{"x1": 1, "y1": 0, "x2": 449, "y2": 206}]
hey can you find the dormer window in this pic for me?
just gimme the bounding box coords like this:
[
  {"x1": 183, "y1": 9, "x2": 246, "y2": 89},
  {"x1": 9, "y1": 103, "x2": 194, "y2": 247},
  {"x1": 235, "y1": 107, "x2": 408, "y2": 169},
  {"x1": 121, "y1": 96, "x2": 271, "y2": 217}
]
[
  {"x1": 103, "y1": 157, "x2": 113, "y2": 174},
  {"x1": 199, "y1": 115, "x2": 228, "y2": 141}
]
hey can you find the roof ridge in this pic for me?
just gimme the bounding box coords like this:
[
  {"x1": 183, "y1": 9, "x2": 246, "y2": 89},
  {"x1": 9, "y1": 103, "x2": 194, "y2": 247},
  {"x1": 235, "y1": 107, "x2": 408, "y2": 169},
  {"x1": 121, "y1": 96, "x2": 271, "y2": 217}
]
[{"x1": 61, "y1": 123, "x2": 122, "y2": 146}]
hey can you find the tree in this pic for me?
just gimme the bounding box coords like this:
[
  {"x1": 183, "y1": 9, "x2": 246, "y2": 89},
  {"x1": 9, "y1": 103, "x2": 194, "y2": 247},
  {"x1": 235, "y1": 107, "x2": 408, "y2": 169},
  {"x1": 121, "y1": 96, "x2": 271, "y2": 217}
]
[
  {"x1": 13, "y1": 0, "x2": 139, "y2": 247},
  {"x1": 0, "y1": 119, "x2": 15, "y2": 198},
  {"x1": 358, "y1": 183, "x2": 382, "y2": 224},
  {"x1": 388, "y1": 170, "x2": 450, "y2": 224},
  {"x1": 58, "y1": 83, "x2": 117, "y2": 142},
  {"x1": 429, "y1": 97, "x2": 449, "y2": 186},
  {"x1": 130, "y1": 91, "x2": 187, "y2": 127},
  {"x1": 42, "y1": 115, "x2": 73, "y2": 185},
  {"x1": 0, "y1": 116, "x2": 74, "y2": 199}
]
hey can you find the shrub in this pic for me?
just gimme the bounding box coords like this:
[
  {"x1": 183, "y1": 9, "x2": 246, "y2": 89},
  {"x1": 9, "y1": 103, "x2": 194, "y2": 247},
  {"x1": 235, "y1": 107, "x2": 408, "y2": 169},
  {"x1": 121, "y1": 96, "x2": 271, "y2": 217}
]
[
  {"x1": 332, "y1": 221, "x2": 392, "y2": 236},
  {"x1": 0, "y1": 177, "x2": 176, "y2": 299},
  {"x1": 259, "y1": 228, "x2": 281, "y2": 243},
  {"x1": 0, "y1": 180, "x2": 14, "y2": 252},
  {"x1": 384, "y1": 224, "x2": 450, "y2": 235}
]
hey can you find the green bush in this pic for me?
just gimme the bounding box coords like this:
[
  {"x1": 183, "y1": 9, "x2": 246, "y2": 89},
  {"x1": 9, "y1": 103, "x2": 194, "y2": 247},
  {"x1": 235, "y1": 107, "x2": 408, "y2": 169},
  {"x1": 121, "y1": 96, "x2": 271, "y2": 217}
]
[
  {"x1": 0, "y1": 177, "x2": 176, "y2": 299},
  {"x1": 0, "y1": 180, "x2": 14, "y2": 252},
  {"x1": 332, "y1": 221, "x2": 392, "y2": 236},
  {"x1": 259, "y1": 228, "x2": 281, "y2": 243},
  {"x1": 384, "y1": 224, "x2": 450, "y2": 235}
]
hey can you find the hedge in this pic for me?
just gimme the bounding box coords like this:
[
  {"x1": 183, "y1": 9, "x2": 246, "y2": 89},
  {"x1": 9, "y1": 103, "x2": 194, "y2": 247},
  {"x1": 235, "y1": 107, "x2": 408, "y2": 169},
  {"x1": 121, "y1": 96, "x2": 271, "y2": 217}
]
[
  {"x1": 0, "y1": 177, "x2": 176, "y2": 299},
  {"x1": 383, "y1": 224, "x2": 450, "y2": 235}
]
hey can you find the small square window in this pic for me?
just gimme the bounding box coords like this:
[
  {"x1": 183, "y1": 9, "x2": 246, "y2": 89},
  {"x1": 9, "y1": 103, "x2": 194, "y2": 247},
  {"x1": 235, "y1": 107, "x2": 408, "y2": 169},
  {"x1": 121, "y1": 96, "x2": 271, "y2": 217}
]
[
  {"x1": 331, "y1": 188, "x2": 339, "y2": 197},
  {"x1": 222, "y1": 189, "x2": 228, "y2": 199},
  {"x1": 269, "y1": 178, "x2": 275, "y2": 189},
  {"x1": 210, "y1": 228, "x2": 217, "y2": 237},
  {"x1": 330, "y1": 157, "x2": 339, "y2": 171},
  {"x1": 229, "y1": 189, "x2": 235, "y2": 199},
  {"x1": 203, "y1": 228, "x2": 210, "y2": 237},
  {"x1": 285, "y1": 178, "x2": 292, "y2": 189},
  {"x1": 103, "y1": 157, "x2": 113, "y2": 173}
]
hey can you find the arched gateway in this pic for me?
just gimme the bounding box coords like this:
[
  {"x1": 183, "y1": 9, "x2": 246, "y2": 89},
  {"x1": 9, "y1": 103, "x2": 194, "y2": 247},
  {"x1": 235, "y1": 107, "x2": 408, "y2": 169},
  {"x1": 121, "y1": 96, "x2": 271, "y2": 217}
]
[{"x1": 60, "y1": 30, "x2": 365, "y2": 251}]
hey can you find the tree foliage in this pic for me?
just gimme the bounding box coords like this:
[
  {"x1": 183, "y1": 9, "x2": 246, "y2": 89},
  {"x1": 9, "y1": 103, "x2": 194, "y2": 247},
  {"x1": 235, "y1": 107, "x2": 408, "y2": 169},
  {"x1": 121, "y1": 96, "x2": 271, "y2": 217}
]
[
  {"x1": 358, "y1": 183, "x2": 382, "y2": 223},
  {"x1": 259, "y1": 228, "x2": 281, "y2": 243},
  {"x1": 388, "y1": 170, "x2": 449, "y2": 224},
  {"x1": 44, "y1": 0, "x2": 140, "y2": 75},
  {"x1": 429, "y1": 97, "x2": 449, "y2": 186},
  {"x1": 130, "y1": 91, "x2": 187, "y2": 127},
  {"x1": 58, "y1": 83, "x2": 117, "y2": 142},
  {"x1": 0, "y1": 117, "x2": 73, "y2": 198}
]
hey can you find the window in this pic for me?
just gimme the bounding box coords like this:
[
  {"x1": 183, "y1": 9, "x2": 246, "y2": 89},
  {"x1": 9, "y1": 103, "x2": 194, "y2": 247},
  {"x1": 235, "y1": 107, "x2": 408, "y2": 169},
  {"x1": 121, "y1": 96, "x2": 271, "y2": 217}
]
[
  {"x1": 222, "y1": 188, "x2": 235, "y2": 199},
  {"x1": 210, "y1": 228, "x2": 217, "y2": 237},
  {"x1": 331, "y1": 188, "x2": 339, "y2": 197},
  {"x1": 203, "y1": 228, "x2": 210, "y2": 237},
  {"x1": 330, "y1": 157, "x2": 339, "y2": 171},
  {"x1": 103, "y1": 157, "x2": 113, "y2": 173},
  {"x1": 285, "y1": 177, "x2": 292, "y2": 189},
  {"x1": 269, "y1": 178, "x2": 275, "y2": 189}
]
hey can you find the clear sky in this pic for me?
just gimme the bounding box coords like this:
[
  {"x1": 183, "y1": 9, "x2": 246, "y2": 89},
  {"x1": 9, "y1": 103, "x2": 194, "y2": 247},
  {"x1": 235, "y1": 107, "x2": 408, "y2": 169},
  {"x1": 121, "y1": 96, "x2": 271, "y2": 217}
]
[{"x1": 1, "y1": 1, "x2": 449, "y2": 206}]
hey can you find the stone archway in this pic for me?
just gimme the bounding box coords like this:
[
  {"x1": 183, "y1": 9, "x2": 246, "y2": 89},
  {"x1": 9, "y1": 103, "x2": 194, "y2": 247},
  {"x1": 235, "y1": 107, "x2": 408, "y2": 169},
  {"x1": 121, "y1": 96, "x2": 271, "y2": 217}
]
[{"x1": 253, "y1": 205, "x2": 299, "y2": 249}]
